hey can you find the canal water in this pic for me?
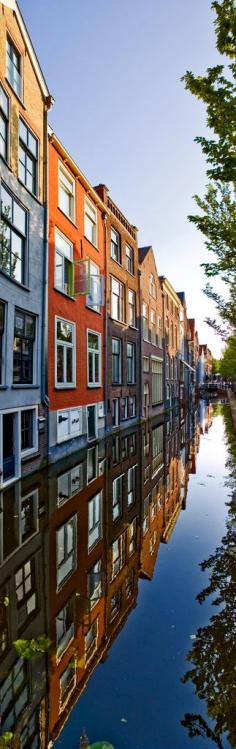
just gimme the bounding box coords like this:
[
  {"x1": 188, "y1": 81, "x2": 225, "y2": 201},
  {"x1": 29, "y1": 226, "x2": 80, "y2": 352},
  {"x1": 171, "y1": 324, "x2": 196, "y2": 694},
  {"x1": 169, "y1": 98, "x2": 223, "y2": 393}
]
[{"x1": 0, "y1": 402, "x2": 235, "y2": 749}]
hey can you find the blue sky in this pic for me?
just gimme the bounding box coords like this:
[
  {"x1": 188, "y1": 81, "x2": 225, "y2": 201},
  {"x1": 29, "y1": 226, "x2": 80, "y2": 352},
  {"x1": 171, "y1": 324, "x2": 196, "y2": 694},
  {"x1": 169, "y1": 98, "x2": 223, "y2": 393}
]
[{"x1": 19, "y1": 0, "x2": 224, "y2": 357}]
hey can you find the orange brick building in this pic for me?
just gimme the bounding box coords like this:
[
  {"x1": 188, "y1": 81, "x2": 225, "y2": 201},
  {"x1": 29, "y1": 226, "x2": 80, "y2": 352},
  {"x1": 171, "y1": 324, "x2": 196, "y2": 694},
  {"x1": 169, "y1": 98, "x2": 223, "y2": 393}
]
[
  {"x1": 139, "y1": 246, "x2": 164, "y2": 419},
  {"x1": 48, "y1": 131, "x2": 107, "y2": 461}
]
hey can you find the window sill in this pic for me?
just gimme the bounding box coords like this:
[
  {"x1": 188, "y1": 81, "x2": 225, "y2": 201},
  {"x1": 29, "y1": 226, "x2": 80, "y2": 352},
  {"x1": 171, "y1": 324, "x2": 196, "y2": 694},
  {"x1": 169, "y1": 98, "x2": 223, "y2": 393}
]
[
  {"x1": 54, "y1": 286, "x2": 75, "y2": 301},
  {"x1": 12, "y1": 384, "x2": 39, "y2": 389},
  {"x1": 86, "y1": 304, "x2": 101, "y2": 315},
  {"x1": 126, "y1": 268, "x2": 135, "y2": 278},
  {"x1": 57, "y1": 206, "x2": 77, "y2": 228},
  {"x1": 0, "y1": 154, "x2": 9, "y2": 168},
  {"x1": 18, "y1": 178, "x2": 41, "y2": 205},
  {"x1": 0, "y1": 385, "x2": 9, "y2": 390},
  {"x1": 111, "y1": 256, "x2": 122, "y2": 268},
  {"x1": 87, "y1": 383, "x2": 101, "y2": 388},
  {"x1": 21, "y1": 450, "x2": 40, "y2": 463},
  {"x1": 55, "y1": 384, "x2": 76, "y2": 390},
  {"x1": 84, "y1": 235, "x2": 99, "y2": 251},
  {"x1": 110, "y1": 317, "x2": 126, "y2": 327},
  {"x1": 0, "y1": 270, "x2": 30, "y2": 292},
  {"x1": 5, "y1": 77, "x2": 25, "y2": 108}
]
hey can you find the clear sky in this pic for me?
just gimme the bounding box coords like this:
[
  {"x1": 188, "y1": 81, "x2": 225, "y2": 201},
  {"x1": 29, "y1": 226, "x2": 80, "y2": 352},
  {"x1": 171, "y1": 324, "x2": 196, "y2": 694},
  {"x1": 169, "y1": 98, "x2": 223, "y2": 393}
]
[{"x1": 19, "y1": 0, "x2": 224, "y2": 357}]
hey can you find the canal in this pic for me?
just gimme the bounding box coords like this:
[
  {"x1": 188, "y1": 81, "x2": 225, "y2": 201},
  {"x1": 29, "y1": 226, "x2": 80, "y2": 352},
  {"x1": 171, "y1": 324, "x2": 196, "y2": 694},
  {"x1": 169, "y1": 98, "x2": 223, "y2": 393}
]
[{"x1": 0, "y1": 402, "x2": 235, "y2": 749}]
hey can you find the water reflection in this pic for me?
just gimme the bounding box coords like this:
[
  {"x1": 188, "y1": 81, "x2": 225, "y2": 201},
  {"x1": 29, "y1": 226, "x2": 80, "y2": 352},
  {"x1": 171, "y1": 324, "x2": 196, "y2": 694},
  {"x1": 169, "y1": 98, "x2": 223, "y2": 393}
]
[{"x1": 0, "y1": 404, "x2": 214, "y2": 747}]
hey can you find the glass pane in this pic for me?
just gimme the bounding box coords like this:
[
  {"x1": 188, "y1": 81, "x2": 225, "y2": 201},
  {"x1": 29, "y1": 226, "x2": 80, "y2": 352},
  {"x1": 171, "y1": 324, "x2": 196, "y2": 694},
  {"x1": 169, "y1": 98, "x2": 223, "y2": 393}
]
[
  {"x1": 28, "y1": 131, "x2": 37, "y2": 157},
  {"x1": 25, "y1": 315, "x2": 35, "y2": 340},
  {"x1": 57, "y1": 346, "x2": 64, "y2": 382},
  {"x1": 55, "y1": 251, "x2": 63, "y2": 289},
  {"x1": 19, "y1": 119, "x2": 27, "y2": 144},
  {"x1": 57, "y1": 320, "x2": 73, "y2": 343},
  {"x1": 57, "y1": 527, "x2": 65, "y2": 565},
  {"x1": 88, "y1": 332, "x2": 99, "y2": 350},
  {"x1": 13, "y1": 201, "x2": 26, "y2": 235},
  {"x1": 55, "y1": 230, "x2": 72, "y2": 260},
  {"x1": 59, "y1": 184, "x2": 70, "y2": 216},
  {"x1": 0, "y1": 86, "x2": 9, "y2": 118},
  {"x1": 66, "y1": 348, "x2": 73, "y2": 383},
  {"x1": 1, "y1": 186, "x2": 12, "y2": 221}
]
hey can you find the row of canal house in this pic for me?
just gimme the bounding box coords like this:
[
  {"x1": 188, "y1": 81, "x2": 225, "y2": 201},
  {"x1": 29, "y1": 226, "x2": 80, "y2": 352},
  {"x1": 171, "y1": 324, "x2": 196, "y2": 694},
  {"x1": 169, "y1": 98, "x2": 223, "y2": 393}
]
[
  {"x1": 0, "y1": 0, "x2": 201, "y2": 486},
  {"x1": 0, "y1": 407, "x2": 199, "y2": 745}
]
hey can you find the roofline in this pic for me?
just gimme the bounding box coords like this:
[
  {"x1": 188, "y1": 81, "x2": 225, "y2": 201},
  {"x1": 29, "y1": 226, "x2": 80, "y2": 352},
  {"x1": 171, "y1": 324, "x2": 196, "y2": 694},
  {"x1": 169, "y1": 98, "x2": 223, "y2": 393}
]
[
  {"x1": 48, "y1": 127, "x2": 108, "y2": 213},
  {"x1": 159, "y1": 276, "x2": 181, "y2": 306},
  {"x1": 5, "y1": 0, "x2": 53, "y2": 104}
]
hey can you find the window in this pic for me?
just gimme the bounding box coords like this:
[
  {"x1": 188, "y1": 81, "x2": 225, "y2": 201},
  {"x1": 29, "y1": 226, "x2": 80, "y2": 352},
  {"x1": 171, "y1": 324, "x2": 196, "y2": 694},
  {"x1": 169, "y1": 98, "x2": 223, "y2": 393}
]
[
  {"x1": 121, "y1": 435, "x2": 128, "y2": 459},
  {"x1": 152, "y1": 425, "x2": 163, "y2": 475},
  {"x1": 111, "y1": 277, "x2": 124, "y2": 322},
  {"x1": 157, "y1": 316, "x2": 162, "y2": 347},
  {"x1": 112, "y1": 398, "x2": 119, "y2": 427},
  {"x1": 60, "y1": 658, "x2": 76, "y2": 707},
  {"x1": 144, "y1": 382, "x2": 149, "y2": 414},
  {"x1": 56, "y1": 598, "x2": 74, "y2": 659},
  {"x1": 152, "y1": 358, "x2": 163, "y2": 404},
  {"x1": 0, "y1": 302, "x2": 5, "y2": 384},
  {"x1": 127, "y1": 343, "x2": 135, "y2": 384},
  {"x1": 126, "y1": 569, "x2": 134, "y2": 600},
  {"x1": 87, "y1": 559, "x2": 102, "y2": 608},
  {"x1": 87, "y1": 331, "x2": 101, "y2": 386},
  {"x1": 128, "y1": 517, "x2": 137, "y2": 556},
  {"x1": 21, "y1": 409, "x2": 36, "y2": 453},
  {"x1": 144, "y1": 429, "x2": 150, "y2": 456},
  {"x1": 149, "y1": 273, "x2": 156, "y2": 298},
  {"x1": 1, "y1": 184, "x2": 27, "y2": 284},
  {"x1": 84, "y1": 199, "x2": 97, "y2": 245},
  {"x1": 129, "y1": 432, "x2": 136, "y2": 455},
  {"x1": 0, "y1": 86, "x2": 9, "y2": 161},
  {"x1": 13, "y1": 310, "x2": 35, "y2": 384},
  {"x1": 57, "y1": 464, "x2": 83, "y2": 504},
  {"x1": 112, "y1": 475, "x2": 123, "y2": 521},
  {"x1": 15, "y1": 558, "x2": 37, "y2": 623},
  {"x1": 111, "y1": 227, "x2": 121, "y2": 263},
  {"x1": 56, "y1": 515, "x2": 77, "y2": 588},
  {"x1": 59, "y1": 164, "x2": 75, "y2": 221},
  {"x1": 88, "y1": 491, "x2": 102, "y2": 550},
  {"x1": 20, "y1": 713, "x2": 39, "y2": 749},
  {"x1": 87, "y1": 446, "x2": 98, "y2": 484},
  {"x1": 19, "y1": 119, "x2": 38, "y2": 195},
  {"x1": 85, "y1": 618, "x2": 98, "y2": 662},
  {"x1": 111, "y1": 534, "x2": 125, "y2": 579},
  {"x1": 56, "y1": 318, "x2": 75, "y2": 387},
  {"x1": 142, "y1": 302, "x2": 148, "y2": 340},
  {"x1": 55, "y1": 229, "x2": 73, "y2": 295},
  {"x1": 86, "y1": 261, "x2": 101, "y2": 312},
  {"x1": 112, "y1": 436, "x2": 120, "y2": 464},
  {"x1": 125, "y1": 243, "x2": 134, "y2": 274},
  {"x1": 143, "y1": 495, "x2": 150, "y2": 534},
  {"x1": 129, "y1": 395, "x2": 136, "y2": 418},
  {"x1": 128, "y1": 289, "x2": 136, "y2": 327},
  {"x1": 121, "y1": 397, "x2": 128, "y2": 420},
  {"x1": 0, "y1": 658, "x2": 28, "y2": 733},
  {"x1": 143, "y1": 356, "x2": 149, "y2": 373},
  {"x1": 128, "y1": 465, "x2": 136, "y2": 506},
  {"x1": 110, "y1": 589, "x2": 122, "y2": 622},
  {"x1": 112, "y1": 338, "x2": 121, "y2": 384},
  {"x1": 6, "y1": 38, "x2": 21, "y2": 98},
  {"x1": 150, "y1": 309, "x2": 156, "y2": 344},
  {"x1": 87, "y1": 404, "x2": 97, "y2": 441}
]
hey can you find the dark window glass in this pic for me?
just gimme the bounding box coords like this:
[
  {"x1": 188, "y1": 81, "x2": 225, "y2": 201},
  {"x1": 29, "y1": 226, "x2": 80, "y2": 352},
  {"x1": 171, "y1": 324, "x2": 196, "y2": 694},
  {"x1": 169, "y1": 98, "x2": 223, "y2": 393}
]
[
  {"x1": 13, "y1": 310, "x2": 35, "y2": 384},
  {"x1": 112, "y1": 338, "x2": 121, "y2": 384},
  {"x1": 6, "y1": 39, "x2": 21, "y2": 98},
  {"x1": 21, "y1": 410, "x2": 33, "y2": 451},
  {"x1": 0, "y1": 86, "x2": 9, "y2": 161},
  {"x1": 0, "y1": 302, "x2": 5, "y2": 385},
  {"x1": 0, "y1": 185, "x2": 26, "y2": 284},
  {"x1": 19, "y1": 119, "x2": 38, "y2": 195}
]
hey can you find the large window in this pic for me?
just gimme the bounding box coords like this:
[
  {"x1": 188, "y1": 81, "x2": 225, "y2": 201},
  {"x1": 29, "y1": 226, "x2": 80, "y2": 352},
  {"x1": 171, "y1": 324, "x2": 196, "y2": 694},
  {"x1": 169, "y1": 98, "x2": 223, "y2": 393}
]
[
  {"x1": 1, "y1": 185, "x2": 27, "y2": 284},
  {"x1": 85, "y1": 618, "x2": 98, "y2": 662},
  {"x1": 150, "y1": 309, "x2": 156, "y2": 344},
  {"x1": 56, "y1": 597, "x2": 74, "y2": 659},
  {"x1": 84, "y1": 199, "x2": 97, "y2": 246},
  {"x1": 88, "y1": 492, "x2": 102, "y2": 550},
  {"x1": 111, "y1": 534, "x2": 125, "y2": 580},
  {"x1": 55, "y1": 229, "x2": 73, "y2": 295},
  {"x1": 128, "y1": 465, "x2": 136, "y2": 506},
  {"x1": 6, "y1": 38, "x2": 22, "y2": 98},
  {"x1": 129, "y1": 395, "x2": 136, "y2": 418},
  {"x1": 142, "y1": 302, "x2": 148, "y2": 341},
  {"x1": 87, "y1": 331, "x2": 101, "y2": 386},
  {"x1": 56, "y1": 318, "x2": 75, "y2": 387},
  {"x1": 143, "y1": 356, "x2": 149, "y2": 373},
  {"x1": 128, "y1": 289, "x2": 136, "y2": 327},
  {"x1": 127, "y1": 342, "x2": 135, "y2": 384},
  {"x1": 87, "y1": 559, "x2": 102, "y2": 608},
  {"x1": 112, "y1": 475, "x2": 123, "y2": 521},
  {"x1": 59, "y1": 164, "x2": 75, "y2": 221},
  {"x1": 0, "y1": 658, "x2": 28, "y2": 733},
  {"x1": 151, "y1": 358, "x2": 163, "y2": 404},
  {"x1": 112, "y1": 338, "x2": 121, "y2": 384},
  {"x1": 21, "y1": 409, "x2": 36, "y2": 453},
  {"x1": 0, "y1": 86, "x2": 9, "y2": 161},
  {"x1": 121, "y1": 396, "x2": 128, "y2": 420},
  {"x1": 111, "y1": 277, "x2": 124, "y2": 322},
  {"x1": 15, "y1": 558, "x2": 37, "y2": 622},
  {"x1": 56, "y1": 515, "x2": 77, "y2": 588},
  {"x1": 13, "y1": 310, "x2": 35, "y2": 384},
  {"x1": 126, "y1": 243, "x2": 134, "y2": 274},
  {"x1": 19, "y1": 119, "x2": 38, "y2": 195},
  {"x1": 111, "y1": 227, "x2": 121, "y2": 263},
  {"x1": 86, "y1": 261, "x2": 100, "y2": 312},
  {"x1": 149, "y1": 273, "x2": 156, "y2": 298},
  {"x1": 60, "y1": 658, "x2": 76, "y2": 707},
  {"x1": 128, "y1": 517, "x2": 137, "y2": 556},
  {"x1": 0, "y1": 302, "x2": 5, "y2": 385}
]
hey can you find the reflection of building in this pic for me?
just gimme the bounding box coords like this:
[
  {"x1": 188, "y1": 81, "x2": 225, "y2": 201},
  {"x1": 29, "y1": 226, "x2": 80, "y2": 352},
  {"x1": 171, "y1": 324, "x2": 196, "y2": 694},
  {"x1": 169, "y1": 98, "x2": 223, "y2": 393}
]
[
  {"x1": 0, "y1": 413, "x2": 198, "y2": 747},
  {"x1": 197, "y1": 345, "x2": 213, "y2": 384}
]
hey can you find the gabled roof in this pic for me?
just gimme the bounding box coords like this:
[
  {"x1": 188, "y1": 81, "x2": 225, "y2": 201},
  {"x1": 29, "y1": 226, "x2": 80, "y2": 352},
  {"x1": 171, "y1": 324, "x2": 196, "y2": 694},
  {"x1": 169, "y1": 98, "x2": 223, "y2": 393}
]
[
  {"x1": 138, "y1": 245, "x2": 152, "y2": 263},
  {"x1": 2, "y1": 0, "x2": 53, "y2": 103}
]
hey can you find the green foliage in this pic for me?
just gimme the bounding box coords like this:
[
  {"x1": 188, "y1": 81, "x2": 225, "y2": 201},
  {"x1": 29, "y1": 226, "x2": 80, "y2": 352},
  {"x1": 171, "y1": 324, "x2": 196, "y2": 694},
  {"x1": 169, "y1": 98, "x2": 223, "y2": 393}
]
[
  {"x1": 13, "y1": 634, "x2": 51, "y2": 660},
  {"x1": 0, "y1": 733, "x2": 13, "y2": 747},
  {"x1": 182, "y1": 0, "x2": 236, "y2": 334},
  {"x1": 89, "y1": 744, "x2": 115, "y2": 749},
  {"x1": 212, "y1": 356, "x2": 221, "y2": 373},
  {"x1": 219, "y1": 334, "x2": 236, "y2": 375}
]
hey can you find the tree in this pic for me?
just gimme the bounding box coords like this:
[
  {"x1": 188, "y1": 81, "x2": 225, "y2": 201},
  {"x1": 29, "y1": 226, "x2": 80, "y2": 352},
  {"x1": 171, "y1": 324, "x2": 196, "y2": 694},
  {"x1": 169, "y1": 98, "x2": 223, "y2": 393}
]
[
  {"x1": 182, "y1": 0, "x2": 236, "y2": 334},
  {"x1": 219, "y1": 334, "x2": 236, "y2": 376}
]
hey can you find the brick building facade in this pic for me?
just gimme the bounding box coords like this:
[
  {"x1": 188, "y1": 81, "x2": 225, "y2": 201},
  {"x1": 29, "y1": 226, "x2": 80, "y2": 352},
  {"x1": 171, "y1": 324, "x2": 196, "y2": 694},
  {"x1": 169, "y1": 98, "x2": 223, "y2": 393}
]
[{"x1": 139, "y1": 246, "x2": 164, "y2": 419}]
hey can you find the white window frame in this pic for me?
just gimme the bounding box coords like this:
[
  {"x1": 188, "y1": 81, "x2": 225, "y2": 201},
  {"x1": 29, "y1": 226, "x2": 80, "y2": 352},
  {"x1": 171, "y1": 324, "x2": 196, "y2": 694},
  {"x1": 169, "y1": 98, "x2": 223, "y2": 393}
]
[
  {"x1": 88, "y1": 491, "x2": 103, "y2": 550},
  {"x1": 86, "y1": 260, "x2": 100, "y2": 313},
  {"x1": 57, "y1": 406, "x2": 82, "y2": 444},
  {"x1": 112, "y1": 474, "x2": 123, "y2": 521},
  {"x1": 84, "y1": 197, "x2": 97, "y2": 247},
  {"x1": 129, "y1": 396, "x2": 136, "y2": 418},
  {"x1": 54, "y1": 228, "x2": 73, "y2": 296},
  {"x1": 128, "y1": 464, "x2": 137, "y2": 507},
  {"x1": 121, "y1": 396, "x2": 128, "y2": 421},
  {"x1": 112, "y1": 398, "x2": 119, "y2": 428},
  {"x1": 58, "y1": 162, "x2": 75, "y2": 222},
  {"x1": 20, "y1": 405, "x2": 38, "y2": 458},
  {"x1": 6, "y1": 36, "x2": 22, "y2": 100},
  {"x1": 111, "y1": 227, "x2": 121, "y2": 264},
  {"x1": 55, "y1": 316, "x2": 76, "y2": 388},
  {"x1": 87, "y1": 329, "x2": 101, "y2": 387},
  {"x1": 0, "y1": 406, "x2": 39, "y2": 488},
  {"x1": 125, "y1": 243, "x2": 134, "y2": 275},
  {"x1": 57, "y1": 463, "x2": 83, "y2": 504},
  {"x1": 128, "y1": 289, "x2": 136, "y2": 328},
  {"x1": 111, "y1": 276, "x2": 125, "y2": 322},
  {"x1": 56, "y1": 514, "x2": 77, "y2": 591},
  {"x1": 143, "y1": 356, "x2": 149, "y2": 373}
]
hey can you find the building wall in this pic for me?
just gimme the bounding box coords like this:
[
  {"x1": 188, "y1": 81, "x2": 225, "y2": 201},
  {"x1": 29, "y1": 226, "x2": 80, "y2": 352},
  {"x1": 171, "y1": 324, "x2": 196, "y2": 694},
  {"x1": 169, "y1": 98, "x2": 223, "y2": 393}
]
[
  {"x1": 48, "y1": 139, "x2": 106, "y2": 462},
  {"x1": 139, "y1": 247, "x2": 164, "y2": 419},
  {"x1": 160, "y1": 280, "x2": 180, "y2": 408}
]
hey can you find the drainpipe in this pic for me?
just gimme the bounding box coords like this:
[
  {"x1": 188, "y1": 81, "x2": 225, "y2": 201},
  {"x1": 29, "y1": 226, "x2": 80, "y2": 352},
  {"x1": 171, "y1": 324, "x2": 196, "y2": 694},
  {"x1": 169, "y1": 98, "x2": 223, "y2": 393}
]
[{"x1": 41, "y1": 106, "x2": 50, "y2": 463}]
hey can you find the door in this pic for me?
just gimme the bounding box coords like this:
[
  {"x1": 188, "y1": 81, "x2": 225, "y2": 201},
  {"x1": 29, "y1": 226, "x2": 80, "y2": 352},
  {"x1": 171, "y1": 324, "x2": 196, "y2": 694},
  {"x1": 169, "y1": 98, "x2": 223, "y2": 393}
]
[
  {"x1": 87, "y1": 405, "x2": 97, "y2": 441},
  {"x1": 3, "y1": 414, "x2": 15, "y2": 481}
]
